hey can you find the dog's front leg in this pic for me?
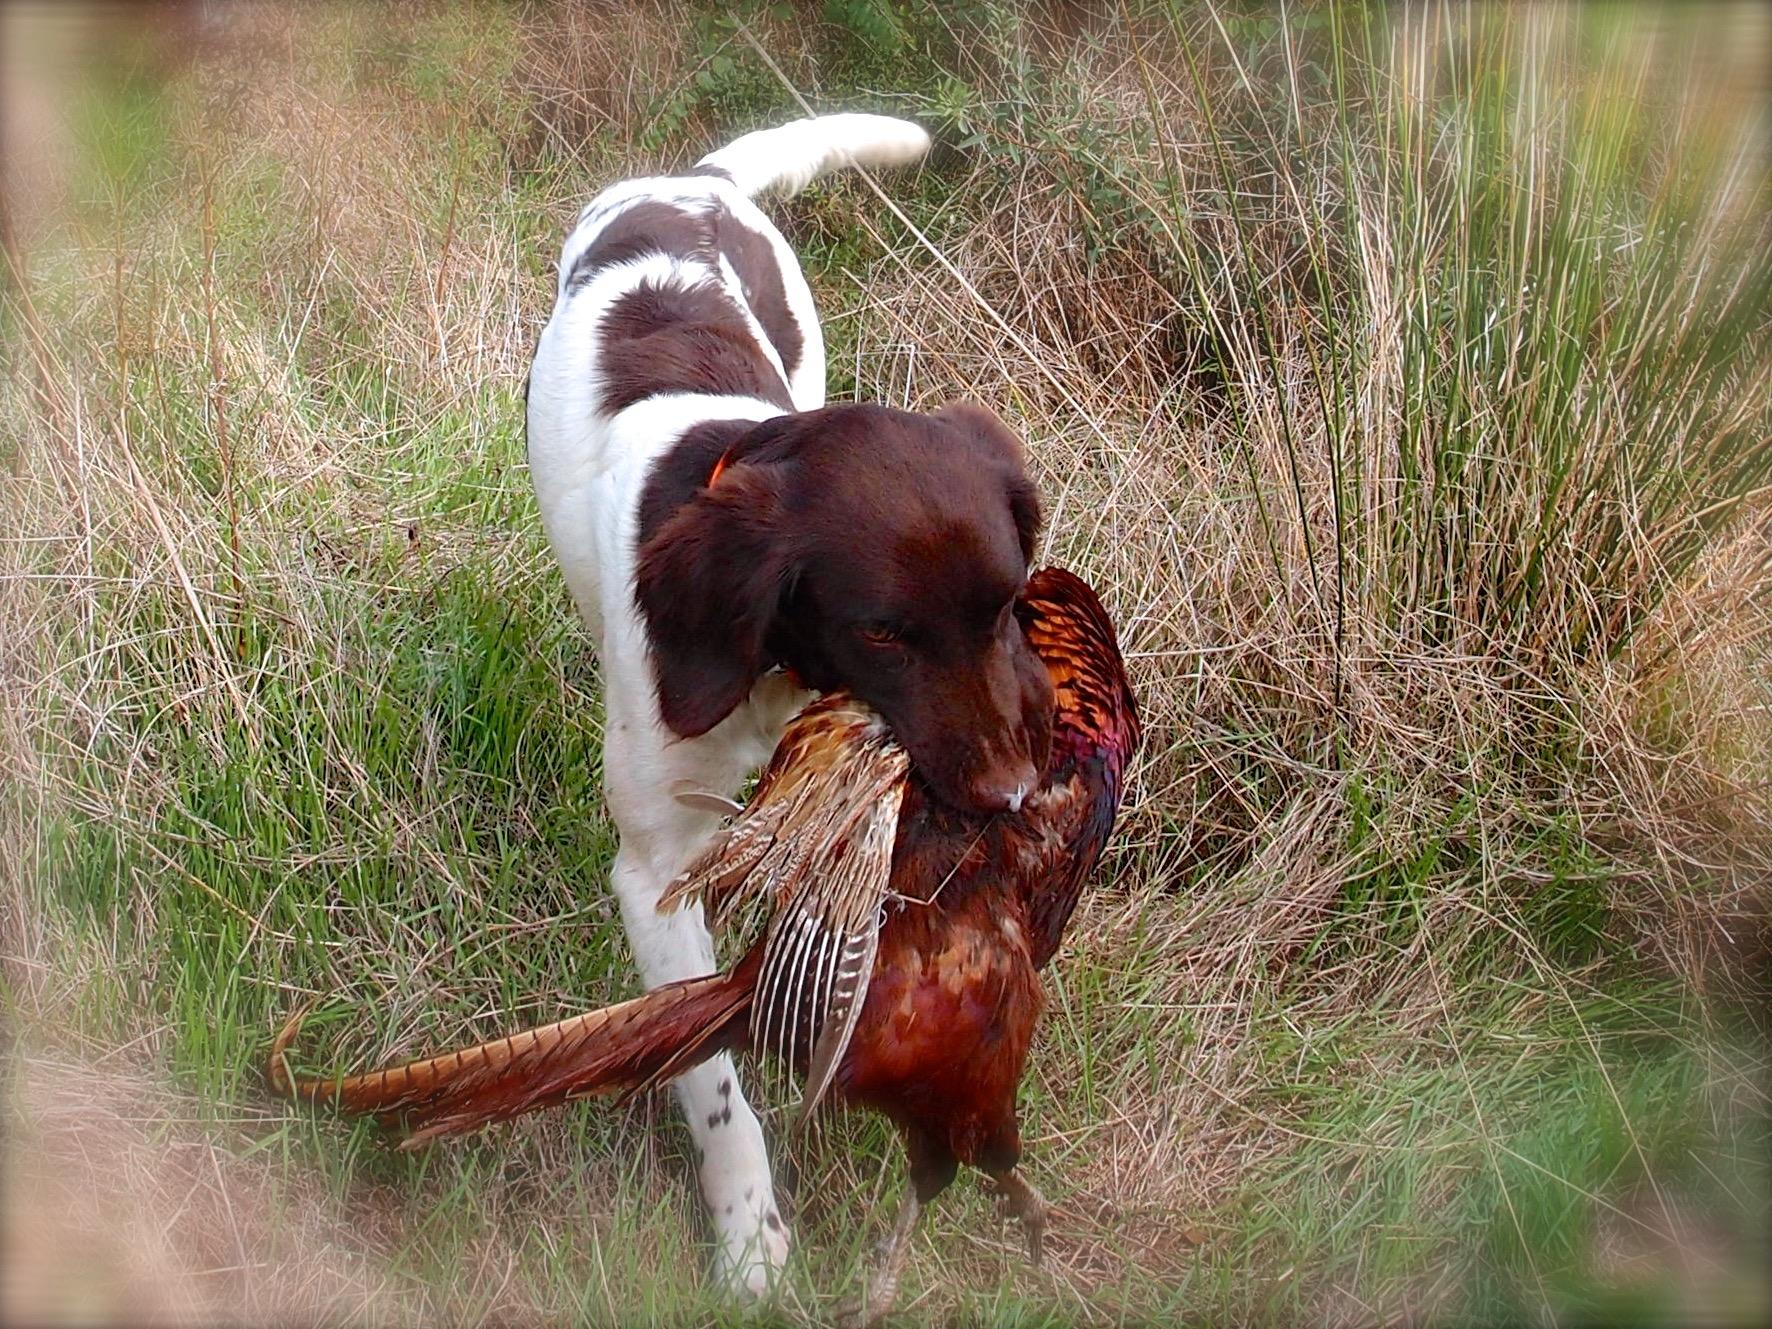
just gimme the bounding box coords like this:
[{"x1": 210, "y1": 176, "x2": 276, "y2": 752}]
[{"x1": 603, "y1": 717, "x2": 789, "y2": 1297}]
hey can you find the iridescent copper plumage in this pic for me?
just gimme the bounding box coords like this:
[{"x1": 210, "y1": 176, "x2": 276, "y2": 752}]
[{"x1": 270, "y1": 565, "x2": 1140, "y2": 1320}]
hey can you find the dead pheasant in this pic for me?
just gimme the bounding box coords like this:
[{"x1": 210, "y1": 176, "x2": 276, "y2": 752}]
[{"x1": 270, "y1": 565, "x2": 1140, "y2": 1321}]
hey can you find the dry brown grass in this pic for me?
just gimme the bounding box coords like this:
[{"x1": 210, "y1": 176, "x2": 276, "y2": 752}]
[{"x1": 2, "y1": 1049, "x2": 420, "y2": 1325}]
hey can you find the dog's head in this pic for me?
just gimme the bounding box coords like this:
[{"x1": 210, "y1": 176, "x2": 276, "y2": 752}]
[{"x1": 636, "y1": 402, "x2": 1053, "y2": 815}]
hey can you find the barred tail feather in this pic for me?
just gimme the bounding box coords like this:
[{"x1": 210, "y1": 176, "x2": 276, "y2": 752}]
[
  {"x1": 268, "y1": 956, "x2": 759, "y2": 1148},
  {"x1": 695, "y1": 113, "x2": 931, "y2": 198}
]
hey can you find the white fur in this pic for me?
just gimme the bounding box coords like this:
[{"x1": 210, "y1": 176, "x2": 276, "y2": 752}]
[
  {"x1": 525, "y1": 115, "x2": 930, "y2": 1296},
  {"x1": 697, "y1": 112, "x2": 933, "y2": 198}
]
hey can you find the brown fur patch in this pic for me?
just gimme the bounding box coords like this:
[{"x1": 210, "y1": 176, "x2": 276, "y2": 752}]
[
  {"x1": 568, "y1": 196, "x2": 804, "y2": 384},
  {"x1": 596, "y1": 279, "x2": 793, "y2": 416}
]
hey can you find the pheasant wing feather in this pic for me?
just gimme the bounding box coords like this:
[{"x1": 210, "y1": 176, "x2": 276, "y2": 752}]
[
  {"x1": 795, "y1": 778, "x2": 898, "y2": 1122},
  {"x1": 661, "y1": 697, "x2": 893, "y2": 917},
  {"x1": 660, "y1": 694, "x2": 906, "y2": 1111}
]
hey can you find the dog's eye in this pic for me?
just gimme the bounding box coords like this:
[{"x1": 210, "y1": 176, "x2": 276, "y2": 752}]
[{"x1": 858, "y1": 624, "x2": 901, "y2": 648}]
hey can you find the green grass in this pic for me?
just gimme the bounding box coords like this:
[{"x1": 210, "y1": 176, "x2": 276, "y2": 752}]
[{"x1": 3, "y1": 1, "x2": 1769, "y2": 1325}]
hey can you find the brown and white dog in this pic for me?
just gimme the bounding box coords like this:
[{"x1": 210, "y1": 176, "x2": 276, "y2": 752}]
[{"x1": 525, "y1": 115, "x2": 1052, "y2": 1293}]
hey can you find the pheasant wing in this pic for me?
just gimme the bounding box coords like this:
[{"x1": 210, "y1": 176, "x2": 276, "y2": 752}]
[
  {"x1": 661, "y1": 694, "x2": 905, "y2": 928},
  {"x1": 751, "y1": 756, "x2": 903, "y2": 1123},
  {"x1": 660, "y1": 697, "x2": 892, "y2": 918},
  {"x1": 660, "y1": 693, "x2": 907, "y2": 1117}
]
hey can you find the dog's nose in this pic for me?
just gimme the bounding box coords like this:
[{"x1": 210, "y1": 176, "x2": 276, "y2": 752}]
[{"x1": 968, "y1": 764, "x2": 1036, "y2": 815}]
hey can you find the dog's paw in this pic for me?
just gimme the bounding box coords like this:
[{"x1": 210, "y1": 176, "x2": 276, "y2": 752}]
[{"x1": 710, "y1": 1195, "x2": 790, "y2": 1298}]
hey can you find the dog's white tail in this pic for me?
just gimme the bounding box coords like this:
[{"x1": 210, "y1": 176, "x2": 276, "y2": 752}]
[{"x1": 695, "y1": 113, "x2": 932, "y2": 199}]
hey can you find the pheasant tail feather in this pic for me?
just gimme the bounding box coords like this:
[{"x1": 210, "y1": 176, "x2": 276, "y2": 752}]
[{"x1": 268, "y1": 960, "x2": 759, "y2": 1148}]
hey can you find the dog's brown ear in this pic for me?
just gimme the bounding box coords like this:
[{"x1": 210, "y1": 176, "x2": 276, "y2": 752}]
[
  {"x1": 635, "y1": 462, "x2": 792, "y2": 738},
  {"x1": 936, "y1": 401, "x2": 1041, "y2": 563}
]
